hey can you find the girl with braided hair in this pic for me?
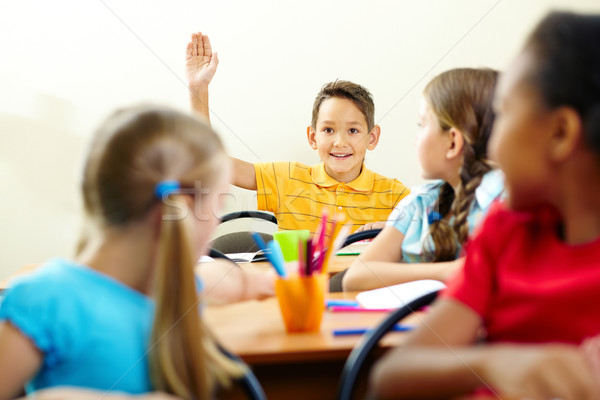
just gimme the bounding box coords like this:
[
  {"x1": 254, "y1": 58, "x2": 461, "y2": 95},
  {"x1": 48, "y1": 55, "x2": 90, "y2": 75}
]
[
  {"x1": 343, "y1": 68, "x2": 503, "y2": 292},
  {"x1": 372, "y1": 11, "x2": 600, "y2": 399}
]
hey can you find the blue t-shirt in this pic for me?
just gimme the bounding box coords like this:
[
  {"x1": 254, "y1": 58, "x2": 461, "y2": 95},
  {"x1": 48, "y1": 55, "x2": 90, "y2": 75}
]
[
  {"x1": 0, "y1": 259, "x2": 155, "y2": 393},
  {"x1": 386, "y1": 170, "x2": 504, "y2": 263}
]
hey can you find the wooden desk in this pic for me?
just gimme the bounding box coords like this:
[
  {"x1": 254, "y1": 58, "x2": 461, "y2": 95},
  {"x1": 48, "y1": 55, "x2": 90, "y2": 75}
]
[{"x1": 206, "y1": 293, "x2": 419, "y2": 400}]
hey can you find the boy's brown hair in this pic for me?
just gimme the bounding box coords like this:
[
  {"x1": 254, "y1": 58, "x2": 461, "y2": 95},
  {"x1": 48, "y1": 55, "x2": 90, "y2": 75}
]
[{"x1": 311, "y1": 80, "x2": 375, "y2": 131}]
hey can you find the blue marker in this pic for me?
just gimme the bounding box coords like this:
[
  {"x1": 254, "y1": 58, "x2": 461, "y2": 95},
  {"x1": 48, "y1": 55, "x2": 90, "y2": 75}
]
[
  {"x1": 251, "y1": 232, "x2": 268, "y2": 252},
  {"x1": 326, "y1": 299, "x2": 360, "y2": 308},
  {"x1": 251, "y1": 233, "x2": 284, "y2": 277},
  {"x1": 332, "y1": 324, "x2": 414, "y2": 336},
  {"x1": 267, "y1": 241, "x2": 287, "y2": 278}
]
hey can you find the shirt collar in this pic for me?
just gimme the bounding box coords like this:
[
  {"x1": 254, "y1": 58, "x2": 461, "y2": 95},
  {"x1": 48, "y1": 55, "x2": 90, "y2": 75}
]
[
  {"x1": 311, "y1": 163, "x2": 374, "y2": 191},
  {"x1": 475, "y1": 169, "x2": 505, "y2": 209}
]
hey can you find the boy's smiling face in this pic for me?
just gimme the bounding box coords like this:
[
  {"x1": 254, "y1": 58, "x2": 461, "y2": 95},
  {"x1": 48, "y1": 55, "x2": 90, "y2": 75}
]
[{"x1": 307, "y1": 97, "x2": 380, "y2": 183}]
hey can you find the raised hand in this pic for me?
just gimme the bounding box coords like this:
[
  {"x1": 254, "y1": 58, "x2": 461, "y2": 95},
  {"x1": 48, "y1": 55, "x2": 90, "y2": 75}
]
[{"x1": 185, "y1": 32, "x2": 218, "y2": 89}]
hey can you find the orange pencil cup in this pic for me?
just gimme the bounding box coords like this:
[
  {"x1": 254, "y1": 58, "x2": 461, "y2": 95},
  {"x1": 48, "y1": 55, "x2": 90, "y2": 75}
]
[{"x1": 275, "y1": 274, "x2": 327, "y2": 333}]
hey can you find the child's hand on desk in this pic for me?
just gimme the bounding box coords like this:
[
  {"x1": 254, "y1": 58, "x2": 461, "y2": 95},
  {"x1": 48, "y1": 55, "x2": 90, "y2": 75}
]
[
  {"x1": 185, "y1": 31, "x2": 218, "y2": 89},
  {"x1": 197, "y1": 260, "x2": 275, "y2": 304},
  {"x1": 581, "y1": 335, "x2": 600, "y2": 381},
  {"x1": 242, "y1": 268, "x2": 276, "y2": 301},
  {"x1": 479, "y1": 344, "x2": 600, "y2": 400},
  {"x1": 354, "y1": 221, "x2": 386, "y2": 234},
  {"x1": 354, "y1": 222, "x2": 385, "y2": 243}
]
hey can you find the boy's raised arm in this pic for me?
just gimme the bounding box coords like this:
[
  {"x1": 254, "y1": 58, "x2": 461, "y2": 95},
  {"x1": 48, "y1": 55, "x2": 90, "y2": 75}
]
[
  {"x1": 186, "y1": 32, "x2": 218, "y2": 123},
  {"x1": 185, "y1": 32, "x2": 257, "y2": 191},
  {"x1": 232, "y1": 158, "x2": 258, "y2": 190}
]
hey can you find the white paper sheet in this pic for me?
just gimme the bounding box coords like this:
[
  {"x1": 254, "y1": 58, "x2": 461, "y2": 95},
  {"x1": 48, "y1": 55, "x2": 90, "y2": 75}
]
[{"x1": 356, "y1": 279, "x2": 446, "y2": 309}]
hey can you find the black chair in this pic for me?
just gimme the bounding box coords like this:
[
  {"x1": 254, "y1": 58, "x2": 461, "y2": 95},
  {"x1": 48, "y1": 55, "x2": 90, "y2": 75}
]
[
  {"x1": 329, "y1": 229, "x2": 382, "y2": 292},
  {"x1": 220, "y1": 345, "x2": 267, "y2": 400},
  {"x1": 210, "y1": 211, "x2": 278, "y2": 256},
  {"x1": 336, "y1": 290, "x2": 440, "y2": 400},
  {"x1": 340, "y1": 228, "x2": 382, "y2": 249}
]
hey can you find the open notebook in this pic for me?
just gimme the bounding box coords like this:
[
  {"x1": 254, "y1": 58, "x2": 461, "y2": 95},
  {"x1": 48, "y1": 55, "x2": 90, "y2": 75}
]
[
  {"x1": 336, "y1": 241, "x2": 371, "y2": 256},
  {"x1": 198, "y1": 251, "x2": 267, "y2": 263},
  {"x1": 356, "y1": 279, "x2": 447, "y2": 309}
]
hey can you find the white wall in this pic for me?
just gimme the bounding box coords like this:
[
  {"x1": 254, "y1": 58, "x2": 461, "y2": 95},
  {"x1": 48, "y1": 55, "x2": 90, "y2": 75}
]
[{"x1": 2, "y1": 0, "x2": 599, "y2": 278}]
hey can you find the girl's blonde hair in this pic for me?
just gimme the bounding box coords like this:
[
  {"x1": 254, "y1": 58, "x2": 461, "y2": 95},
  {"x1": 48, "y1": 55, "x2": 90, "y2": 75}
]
[
  {"x1": 422, "y1": 68, "x2": 498, "y2": 261},
  {"x1": 81, "y1": 104, "x2": 243, "y2": 399}
]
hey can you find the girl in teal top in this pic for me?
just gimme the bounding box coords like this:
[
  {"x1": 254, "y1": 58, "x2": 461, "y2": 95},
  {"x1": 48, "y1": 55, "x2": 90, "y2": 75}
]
[
  {"x1": 0, "y1": 105, "x2": 274, "y2": 399},
  {"x1": 344, "y1": 68, "x2": 503, "y2": 291}
]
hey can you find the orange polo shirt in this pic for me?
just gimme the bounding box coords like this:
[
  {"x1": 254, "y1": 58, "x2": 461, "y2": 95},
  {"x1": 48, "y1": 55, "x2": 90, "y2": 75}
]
[{"x1": 254, "y1": 161, "x2": 409, "y2": 235}]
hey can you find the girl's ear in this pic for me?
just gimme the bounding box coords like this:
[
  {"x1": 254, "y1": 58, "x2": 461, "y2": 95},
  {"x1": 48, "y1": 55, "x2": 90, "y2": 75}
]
[
  {"x1": 446, "y1": 127, "x2": 465, "y2": 161},
  {"x1": 548, "y1": 106, "x2": 583, "y2": 162},
  {"x1": 367, "y1": 125, "x2": 381, "y2": 151},
  {"x1": 307, "y1": 126, "x2": 318, "y2": 150}
]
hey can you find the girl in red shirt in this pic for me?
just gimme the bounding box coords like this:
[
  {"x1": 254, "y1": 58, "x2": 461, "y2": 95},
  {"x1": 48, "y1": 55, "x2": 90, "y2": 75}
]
[{"x1": 371, "y1": 11, "x2": 600, "y2": 400}]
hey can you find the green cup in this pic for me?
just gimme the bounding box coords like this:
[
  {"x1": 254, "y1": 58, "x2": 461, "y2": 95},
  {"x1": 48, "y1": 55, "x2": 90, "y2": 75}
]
[{"x1": 273, "y1": 230, "x2": 311, "y2": 262}]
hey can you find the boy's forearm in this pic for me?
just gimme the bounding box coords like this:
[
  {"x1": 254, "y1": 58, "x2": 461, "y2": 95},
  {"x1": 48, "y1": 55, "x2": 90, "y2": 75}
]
[
  {"x1": 189, "y1": 84, "x2": 210, "y2": 124},
  {"x1": 371, "y1": 346, "x2": 490, "y2": 399}
]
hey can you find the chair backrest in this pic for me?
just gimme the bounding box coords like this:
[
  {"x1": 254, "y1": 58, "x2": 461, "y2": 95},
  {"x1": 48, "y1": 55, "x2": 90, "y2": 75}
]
[
  {"x1": 211, "y1": 211, "x2": 278, "y2": 254},
  {"x1": 336, "y1": 290, "x2": 440, "y2": 400},
  {"x1": 220, "y1": 211, "x2": 278, "y2": 225},
  {"x1": 219, "y1": 345, "x2": 267, "y2": 400},
  {"x1": 328, "y1": 229, "x2": 382, "y2": 292},
  {"x1": 341, "y1": 228, "x2": 382, "y2": 248}
]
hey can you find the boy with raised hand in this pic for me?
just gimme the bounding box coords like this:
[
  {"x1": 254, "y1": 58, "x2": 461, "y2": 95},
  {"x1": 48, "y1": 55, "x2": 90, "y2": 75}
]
[{"x1": 185, "y1": 32, "x2": 408, "y2": 235}]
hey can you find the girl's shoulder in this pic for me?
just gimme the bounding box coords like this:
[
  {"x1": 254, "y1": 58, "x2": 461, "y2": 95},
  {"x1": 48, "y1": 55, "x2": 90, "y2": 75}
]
[
  {"x1": 5, "y1": 259, "x2": 82, "y2": 295},
  {"x1": 3, "y1": 259, "x2": 150, "y2": 306},
  {"x1": 475, "y1": 169, "x2": 505, "y2": 209},
  {"x1": 397, "y1": 180, "x2": 445, "y2": 208}
]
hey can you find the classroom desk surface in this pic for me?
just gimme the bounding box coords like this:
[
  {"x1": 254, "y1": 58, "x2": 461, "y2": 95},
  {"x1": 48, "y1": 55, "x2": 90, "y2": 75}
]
[
  {"x1": 204, "y1": 291, "x2": 413, "y2": 365},
  {"x1": 207, "y1": 292, "x2": 420, "y2": 400}
]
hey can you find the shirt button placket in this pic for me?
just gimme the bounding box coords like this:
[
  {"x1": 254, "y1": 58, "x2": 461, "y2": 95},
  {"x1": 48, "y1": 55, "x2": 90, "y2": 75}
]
[{"x1": 337, "y1": 186, "x2": 345, "y2": 211}]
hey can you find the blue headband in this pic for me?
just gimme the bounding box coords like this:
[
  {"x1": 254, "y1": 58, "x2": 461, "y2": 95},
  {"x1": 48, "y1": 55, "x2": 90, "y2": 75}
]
[
  {"x1": 154, "y1": 180, "x2": 180, "y2": 199},
  {"x1": 428, "y1": 211, "x2": 442, "y2": 225}
]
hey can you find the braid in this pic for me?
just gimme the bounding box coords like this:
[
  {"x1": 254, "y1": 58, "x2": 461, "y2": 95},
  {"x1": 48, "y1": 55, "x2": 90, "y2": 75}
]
[
  {"x1": 421, "y1": 67, "x2": 499, "y2": 262},
  {"x1": 452, "y1": 144, "x2": 492, "y2": 245},
  {"x1": 426, "y1": 182, "x2": 458, "y2": 262}
]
